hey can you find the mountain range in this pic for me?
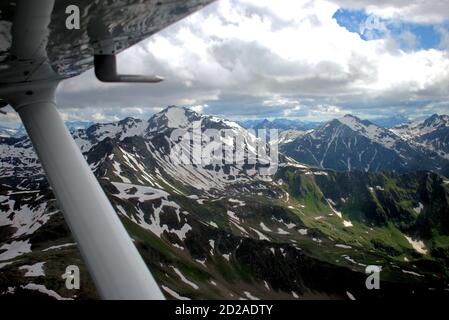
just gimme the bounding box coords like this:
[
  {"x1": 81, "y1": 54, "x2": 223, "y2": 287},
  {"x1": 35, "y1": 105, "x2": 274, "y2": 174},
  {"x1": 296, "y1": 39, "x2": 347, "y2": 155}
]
[
  {"x1": 392, "y1": 114, "x2": 449, "y2": 160},
  {"x1": 280, "y1": 114, "x2": 449, "y2": 176},
  {"x1": 0, "y1": 106, "x2": 448, "y2": 300},
  {"x1": 238, "y1": 115, "x2": 410, "y2": 132},
  {"x1": 370, "y1": 115, "x2": 410, "y2": 129},
  {"x1": 0, "y1": 121, "x2": 94, "y2": 139},
  {"x1": 238, "y1": 118, "x2": 321, "y2": 131}
]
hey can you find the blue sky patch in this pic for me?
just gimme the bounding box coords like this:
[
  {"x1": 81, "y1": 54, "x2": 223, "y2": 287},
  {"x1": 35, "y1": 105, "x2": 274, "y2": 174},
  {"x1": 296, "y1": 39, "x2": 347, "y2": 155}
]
[{"x1": 333, "y1": 9, "x2": 446, "y2": 51}]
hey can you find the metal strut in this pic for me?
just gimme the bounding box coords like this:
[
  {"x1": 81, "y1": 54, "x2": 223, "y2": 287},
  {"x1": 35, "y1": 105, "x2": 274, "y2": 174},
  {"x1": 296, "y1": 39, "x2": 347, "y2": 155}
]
[
  {"x1": 94, "y1": 54, "x2": 164, "y2": 83},
  {"x1": 6, "y1": 82, "x2": 165, "y2": 300}
]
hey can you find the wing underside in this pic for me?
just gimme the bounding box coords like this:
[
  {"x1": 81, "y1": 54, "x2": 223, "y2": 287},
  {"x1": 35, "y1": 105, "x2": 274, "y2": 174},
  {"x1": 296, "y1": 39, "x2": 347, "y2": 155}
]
[{"x1": 0, "y1": 0, "x2": 215, "y2": 85}]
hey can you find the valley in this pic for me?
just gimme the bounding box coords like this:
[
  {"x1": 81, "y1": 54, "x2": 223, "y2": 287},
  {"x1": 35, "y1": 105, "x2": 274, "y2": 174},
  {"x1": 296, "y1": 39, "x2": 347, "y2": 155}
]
[{"x1": 1, "y1": 107, "x2": 448, "y2": 300}]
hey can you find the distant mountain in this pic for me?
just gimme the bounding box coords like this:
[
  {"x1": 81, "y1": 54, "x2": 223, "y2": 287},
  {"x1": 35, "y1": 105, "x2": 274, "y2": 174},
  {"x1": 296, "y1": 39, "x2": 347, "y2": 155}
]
[
  {"x1": 1, "y1": 107, "x2": 449, "y2": 300},
  {"x1": 276, "y1": 129, "x2": 308, "y2": 145},
  {"x1": 0, "y1": 121, "x2": 94, "y2": 139},
  {"x1": 392, "y1": 114, "x2": 449, "y2": 160},
  {"x1": 3, "y1": 107, "x2": 285, "y2": 190},
  {"x1": 392, "y1": 114, "x2": 449, "y2": 140},
  {"x1": 240, "y1": 116, "x2": 408, "y2": 131},
  {"x1": 370, "y1": 115, "x2": 409, "y2": 128},
  {"x1": 238, "y1": 118, "x2": 321, "y2": 131},
  {"x1": 65, "y1": 120, "x2": 95, "y2": 132},
  {"x1": 280, "y1": 114, "x2": 447, "y2": 173},
  {"x1": 0, "y1": 125, "x2": 26, "y2": 138},
  {"x1": 0, "y1": 125, "x2": 17, "y2": 138}
]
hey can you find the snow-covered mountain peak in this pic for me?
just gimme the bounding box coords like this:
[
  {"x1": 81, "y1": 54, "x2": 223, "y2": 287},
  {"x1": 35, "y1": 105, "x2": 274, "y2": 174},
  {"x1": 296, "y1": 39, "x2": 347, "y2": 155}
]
[
  {"x1": 162, "y1": 106, "x2": 192, "y2": 129},
  {"x1": 147, "y1": 106, "x2": 205, "y2": 133},
  {"x1": 281, "y1": 114, "x2": 449, "y2": 173},
  {"x1": 147, "y1": 106, "x2": 247, "y2": 136},
  {"x1": 333, "y1": 115, "x2": 398, "y2": 149},
  {"x1": 391, "y1": 114, "x2": 449, "y2": 160},
  {"x1": 0, "y1": 126, "x2": 18, "y2": 138},
  {"x1": 86, "y1": 116, "x2": 143, "y2": 136},
  {"x1": 338, "y1": 114, "x2": 369, "y2": 130},
  {"x1": 422, "y1": 114, "x2": 449, "y2": 129},
  {"x1": 392, "y1": 114, "x2": 449, "y2": 140}
]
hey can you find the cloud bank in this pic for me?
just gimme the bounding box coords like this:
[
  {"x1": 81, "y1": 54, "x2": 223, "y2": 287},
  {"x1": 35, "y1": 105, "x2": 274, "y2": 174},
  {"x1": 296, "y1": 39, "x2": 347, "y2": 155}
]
[{"x1": 53, "y1": 0, "x2": 449, "y2": 123}]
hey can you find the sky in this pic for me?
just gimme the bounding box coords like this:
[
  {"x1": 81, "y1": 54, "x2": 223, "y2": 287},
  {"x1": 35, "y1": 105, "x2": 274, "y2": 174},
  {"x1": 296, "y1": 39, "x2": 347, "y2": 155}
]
[{"x1": 3, "y1": 0, "x2": 449, "y2": 126}]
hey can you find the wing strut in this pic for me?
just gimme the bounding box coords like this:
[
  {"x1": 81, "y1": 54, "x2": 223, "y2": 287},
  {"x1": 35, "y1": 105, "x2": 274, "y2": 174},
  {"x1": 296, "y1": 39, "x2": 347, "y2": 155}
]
[{"x1": 5, "y1": 81, "x2": 165, "y2": 300}]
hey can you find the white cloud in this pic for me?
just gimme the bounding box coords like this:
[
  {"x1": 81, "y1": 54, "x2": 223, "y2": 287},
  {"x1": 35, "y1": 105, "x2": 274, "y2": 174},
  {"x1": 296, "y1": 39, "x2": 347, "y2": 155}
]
[
  {"x1": 437, "y1": 26, "x2": 449, "y2": 52},
  {"x1": 332, "y1": 0, "x2": 449, "y2": 24},
  {"x1": 190, "y1": 104, "x2": 209, "y2": 113},
  {"x1": 92, "y1": 112, "x2": 106, "y2": 121},
  {"x1": 0, "y1": 105, "x2": 20, "y2": 127},
  {"x1": 398, "y1": 30, "x2": 418, "y2": 48},
  {"x1": 52, "y1": 0, "x2": 449, "y2": 122}
]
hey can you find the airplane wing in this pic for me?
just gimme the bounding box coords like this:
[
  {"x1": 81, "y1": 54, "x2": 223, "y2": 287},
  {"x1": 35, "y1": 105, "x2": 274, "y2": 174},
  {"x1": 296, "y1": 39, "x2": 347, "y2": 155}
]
[{"x1": 0, "y1": 0, "x2": 214, "y2": 84}]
